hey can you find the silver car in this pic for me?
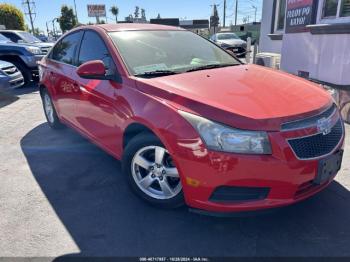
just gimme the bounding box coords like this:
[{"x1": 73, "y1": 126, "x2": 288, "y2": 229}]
[
  {"x1": 0, "y1": 60, "x2": 24, "y2": 89},
  {"x1": 210, "y1": 32, "x2": 247, "y2": 57}
]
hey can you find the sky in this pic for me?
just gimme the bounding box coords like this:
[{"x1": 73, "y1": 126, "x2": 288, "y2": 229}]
[{"x1": 2, "y1": 0, "x2": 262, "y2": 34}]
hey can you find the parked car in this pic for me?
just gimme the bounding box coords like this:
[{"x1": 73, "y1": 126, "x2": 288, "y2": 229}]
[
  {"x1": 0, "y1": 60, "x2": 24, "y2": 89},
  {"x1": 0, "y1": 30, "x2": 54, "y2": 55},
  {"x1": 0, "y1": 33, "x2": 44, "y2": 84},
  {"x1": 39, "y1": 24, "x2": 345, "y2": 214},
  {"x1": 210, "y1": 32, "x2": 247, "y2": 57},
  {"x1": 36, "y1": 34, "x2": 49, "y2": 43}
]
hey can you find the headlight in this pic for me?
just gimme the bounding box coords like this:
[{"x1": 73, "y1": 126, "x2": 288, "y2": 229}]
[
  {"x1": 25, "y1": 46, "x2": 42, "y2": 55},
  {"x1": 179, "y1": 111, "x2": 272, "y2": 154}
]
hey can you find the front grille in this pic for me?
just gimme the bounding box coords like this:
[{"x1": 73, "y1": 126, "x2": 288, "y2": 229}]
[
  {"x1": 1, "y1": 65, "x2": 18, "y2": 75},
  {"x1": 288, "y1": 119, "x2": 343, "y2": 159},
  {"x1": 227, "y1": 46, "x2": 246, "y2": 54},
  {"x1": 40, "y1": 47, "x2": 50, "y2": 55},
  {"x1": 9, "y1": 78, "x2": 24, "y2": 87}
]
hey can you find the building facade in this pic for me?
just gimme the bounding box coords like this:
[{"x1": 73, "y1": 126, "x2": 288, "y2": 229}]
[{"x1": 260, "y1": 0, "x2": 350, "y2": 122}]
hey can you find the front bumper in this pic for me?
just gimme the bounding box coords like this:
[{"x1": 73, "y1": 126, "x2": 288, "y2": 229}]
[
  {"x1": 171, "y1": 118, "x2": 345, "y2": 213},
  {"x1": 0, "y1": 72, "x2": 24, "y2": 89}
]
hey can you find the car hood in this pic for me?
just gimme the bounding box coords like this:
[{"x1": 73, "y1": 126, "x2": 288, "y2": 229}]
[
  {"x1": 0, "y1": 60, "x2": 14, "y2": 68},
  {"x1": 135, "y1": 65, "x2": 332, "y2": 131},
  {"x1": 218, "y1": 39, "x2": 246, "y2": 46}
]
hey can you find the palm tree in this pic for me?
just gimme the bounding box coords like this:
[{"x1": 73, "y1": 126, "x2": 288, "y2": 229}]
[{"x1": 110, "y1": 6, "x2": 119, "y2": 23}]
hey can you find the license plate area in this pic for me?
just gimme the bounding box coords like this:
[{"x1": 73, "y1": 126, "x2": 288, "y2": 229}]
[{"x1": 315, "y1": 150, "x2": 343, "y2": 185}]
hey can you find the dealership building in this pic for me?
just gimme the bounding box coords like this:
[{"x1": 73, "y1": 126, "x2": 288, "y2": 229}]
[{"x1": 259, "y1": 0, "x2": 350, "y2": 122}]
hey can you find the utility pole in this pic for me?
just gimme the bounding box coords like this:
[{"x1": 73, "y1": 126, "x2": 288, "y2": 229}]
[
  {"x1": 73, "y1": 0, "x2": 78, "y2": 23},
  {"x1": 223, "y1": 0, "x2": 226, "y2": 28},
  {"x1": 23, "y1": 0, "x2": 36, "y2": 34},
  {"x1": 46, "y1": 21, "x2": 49, "y2": 36},
  {"x1": 252, "y1": 5, "x2": 257, "y2": 23},
  {"x1": 234, "y1": 0, "x2": 238, "y2": 25}
]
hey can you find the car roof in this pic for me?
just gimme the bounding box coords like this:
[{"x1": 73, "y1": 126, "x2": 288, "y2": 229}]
[{"x1": 81, "y1": 23, "x2": 185, "y2": 32}]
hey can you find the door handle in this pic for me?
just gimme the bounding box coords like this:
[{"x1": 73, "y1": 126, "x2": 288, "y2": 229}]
[{"x1": 71, "y1": 82, "x2": 80, "y2": 93}]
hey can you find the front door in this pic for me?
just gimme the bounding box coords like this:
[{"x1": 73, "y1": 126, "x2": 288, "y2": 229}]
[{"x1": 71, "y1": 30, "x2": 123, "y2": 153}]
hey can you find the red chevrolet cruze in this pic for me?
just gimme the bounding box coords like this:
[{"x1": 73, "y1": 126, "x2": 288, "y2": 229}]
[{"x1": 39, "y1": 24, "x2": 345, "y2": 214}]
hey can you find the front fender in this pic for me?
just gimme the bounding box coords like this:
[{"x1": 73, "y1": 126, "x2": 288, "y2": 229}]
[{"x1": 119, "y1": 84, "x2": 201, "y2": 158}]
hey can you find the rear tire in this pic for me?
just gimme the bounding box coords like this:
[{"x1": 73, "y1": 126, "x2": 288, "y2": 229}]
[
  {"x1": 122, "y1": 132, "x2": 184, "y2": 209},
  {"x1": 41, "y1": 88, "x2": 64, "y2": 129}
]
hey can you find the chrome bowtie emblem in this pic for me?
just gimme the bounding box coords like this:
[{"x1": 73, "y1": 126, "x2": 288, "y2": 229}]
[{"x1": 317, "y1": 117, "x2": 332, "y2": 135}]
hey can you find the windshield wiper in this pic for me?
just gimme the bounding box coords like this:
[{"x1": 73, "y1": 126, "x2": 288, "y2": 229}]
[
  {"x1": 185, "y1": 63, "x2": 239, "y2": 73},
  {"x1": 135, "y1": 70, "x2": 179, "y2": 78}
]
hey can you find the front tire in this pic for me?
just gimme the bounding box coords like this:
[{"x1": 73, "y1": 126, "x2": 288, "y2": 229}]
[
  {"x1": 41, "y1": 88, "x2": 64, "y2": 129},
  {"x1": 122, "y1": 133, "x2": 184, "y2": 208}
]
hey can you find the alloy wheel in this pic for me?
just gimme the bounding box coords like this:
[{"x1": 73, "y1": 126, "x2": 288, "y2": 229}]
[
  {"x1": 44, "y1": 93, "x2": 54, "y2": 124},
  {"x1": 131, "y1": 146, "x2": 182, "y2": 200}
]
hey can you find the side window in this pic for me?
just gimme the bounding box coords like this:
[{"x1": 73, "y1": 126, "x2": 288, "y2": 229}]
[
  {"x1": 1, "y1": 32, "x2": 20, "y2": 43},
  {"x1": 321, "y1": 0, "x2": 350, "y2": 19},
  {"x1": 341, "y1": 0, "x2": 350, "y2": 16},
  {"x1": 78, "y1": 31, "x2": 110, "y2": 66},
  {"x1": 275, "y1": 0, "x2": 287, "y2": 31},
  {"x1": 51, "y1": 31, "x2": 82, "y2": 65},
  {"x1": 323, "y1": 0, "x2": 339, "y2": 17}
]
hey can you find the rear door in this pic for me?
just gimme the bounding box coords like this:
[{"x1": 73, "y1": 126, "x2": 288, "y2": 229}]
[
  {"x1": 46, "y1": 31, "x2": 83, "y2": 125},
  {"x1": 71, "y1": 30, "x2": 123, "y2": 152}
]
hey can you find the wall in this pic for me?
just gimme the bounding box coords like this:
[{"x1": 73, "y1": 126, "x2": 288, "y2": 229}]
[
  {"x1": 281, "y1": 31, "x2": 350, "y2": 86},
  {"x1": 259, "y1": 0, "x2": 283, "y2": 54}
]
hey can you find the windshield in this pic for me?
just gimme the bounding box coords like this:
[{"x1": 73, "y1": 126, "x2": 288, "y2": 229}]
[
  {"x1": 18, "y1": 32, "x2": 42, "y2": 43},
  {"x1": 217, "y1": 33, "x2": 240, "y2": 40},
  {"x1": 109, "y1": 30, "x2": 240, "y2": 76},
  {"x1": 0, "y1": 34, "x2": 12, "y2": 43}
]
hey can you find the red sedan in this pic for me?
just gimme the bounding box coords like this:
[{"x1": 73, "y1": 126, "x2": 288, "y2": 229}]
[{"x1": 38, "y1": 24, "x2": 345, "y2": 214}]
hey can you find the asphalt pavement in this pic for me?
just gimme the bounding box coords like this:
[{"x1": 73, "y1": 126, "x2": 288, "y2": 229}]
[{"x1": 0, "y1": 83, "x2": 350, "y2": 259}]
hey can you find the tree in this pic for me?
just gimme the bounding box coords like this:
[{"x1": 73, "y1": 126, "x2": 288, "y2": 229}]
[
  {"x1": 110, "y1": 6, "x2": 119, "y2": 23},
  {"x1": 210, "y1": 4, "x2": 220, "y2": 31},
  {"x1": 157, "y1": 13, "x2": 161, "y2": 19},
  {"x1": 134, "y1": 6, "x2": 140, "y2": 18},
  {"x1": 58, "y1": 5, "x2": 77, "y2": 33},
  {"x1": 0, "y1": 3, "x2": 25, "y2": 30},
  {"x1": 141, "y1": 9, "x2": 146, "y2": 20}
]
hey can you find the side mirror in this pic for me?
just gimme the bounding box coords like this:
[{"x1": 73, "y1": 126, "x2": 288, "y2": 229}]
[{"x1": 76, "y1": 60, "x2": 107, "y2": 80}]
